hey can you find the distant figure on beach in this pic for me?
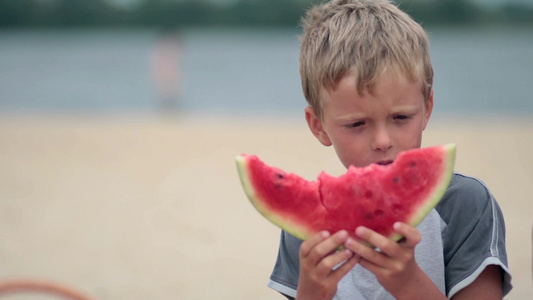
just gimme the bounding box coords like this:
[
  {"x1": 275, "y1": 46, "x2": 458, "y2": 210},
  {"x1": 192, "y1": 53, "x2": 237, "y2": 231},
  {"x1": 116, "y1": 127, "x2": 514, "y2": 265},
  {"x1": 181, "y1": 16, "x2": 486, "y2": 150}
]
[{"x1": 150, "y1": 30, "x2": 183, "y2": 111}]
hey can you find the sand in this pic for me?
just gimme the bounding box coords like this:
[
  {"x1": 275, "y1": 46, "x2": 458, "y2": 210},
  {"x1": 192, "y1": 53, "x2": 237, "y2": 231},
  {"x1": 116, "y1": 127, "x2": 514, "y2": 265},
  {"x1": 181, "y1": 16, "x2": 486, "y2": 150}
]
[{"x1": 0, "y1": 113, "x2": 531, "y2": 299}]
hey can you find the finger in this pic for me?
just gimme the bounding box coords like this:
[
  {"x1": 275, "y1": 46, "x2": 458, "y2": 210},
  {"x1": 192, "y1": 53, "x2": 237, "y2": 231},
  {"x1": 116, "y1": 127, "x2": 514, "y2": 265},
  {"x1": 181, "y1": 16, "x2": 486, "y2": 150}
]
[
  {"x1": 354, "y1": 226, "x2": 395, "y2": 254},
  {"x1": 344, "y1": 236, "x2": 389, "y2": 268},
  {"x1": 328, "y1": 251, "x2": 360, "y2": 283},
  {"x1": 356, "y1": 255, "x2": 383, "y2": 275},
  {"x1": 315, "y1": 248, "x2": 356, "y2": 278},
  {"x1": 393, "y1": 222, "x2": 421, "y2": 248},
  {"x1": 299, "y1": 231, "x2": 330, "y2": 258},
  {"x1": 306, "y1": 230, "x2": 350, "y2": 265}
]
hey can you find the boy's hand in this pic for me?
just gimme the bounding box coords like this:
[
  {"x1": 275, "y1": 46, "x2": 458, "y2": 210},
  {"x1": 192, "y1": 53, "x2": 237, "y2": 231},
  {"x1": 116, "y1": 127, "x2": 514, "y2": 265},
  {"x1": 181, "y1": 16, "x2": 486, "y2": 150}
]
[
  {"x1": 344, "y1": 222, "x2": 440, "y2": 299},
  {"x1": 296, "y1": 230, "x2": 360, "y2": 300}
]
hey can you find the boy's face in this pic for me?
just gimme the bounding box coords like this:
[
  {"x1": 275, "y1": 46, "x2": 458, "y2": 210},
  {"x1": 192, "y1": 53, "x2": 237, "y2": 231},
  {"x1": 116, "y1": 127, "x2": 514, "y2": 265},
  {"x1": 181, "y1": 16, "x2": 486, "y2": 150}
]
[{"x1": 306, "y1": 71, "x2": 433, "y2": 168}]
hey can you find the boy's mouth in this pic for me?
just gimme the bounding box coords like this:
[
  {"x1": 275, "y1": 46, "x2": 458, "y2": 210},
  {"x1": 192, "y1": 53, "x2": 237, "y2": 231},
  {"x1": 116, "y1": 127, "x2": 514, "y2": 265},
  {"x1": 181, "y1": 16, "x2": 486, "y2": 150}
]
[{"x1": 376, "y1": 160, "x2": 393, "y2": 166}]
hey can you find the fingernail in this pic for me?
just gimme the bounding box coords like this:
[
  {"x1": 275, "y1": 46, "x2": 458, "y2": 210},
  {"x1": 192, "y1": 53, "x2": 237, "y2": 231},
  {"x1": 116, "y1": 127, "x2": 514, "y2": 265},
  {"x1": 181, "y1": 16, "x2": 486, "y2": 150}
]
[
  {"x1": 393, "y1": 222, "x2": 401, "y2": 230},
  {"x1": 338, "y1": 230, "x2": 348, "y2": 239},
  {"x1": 321, "y1": 231, "x2": 330, "y2": 238},
  {"x1": 345, "y1": 238, "x2": 354, "y2": 246},
  {"x1": 356, "y1": 227, "x2": 366, "y2": 236}
]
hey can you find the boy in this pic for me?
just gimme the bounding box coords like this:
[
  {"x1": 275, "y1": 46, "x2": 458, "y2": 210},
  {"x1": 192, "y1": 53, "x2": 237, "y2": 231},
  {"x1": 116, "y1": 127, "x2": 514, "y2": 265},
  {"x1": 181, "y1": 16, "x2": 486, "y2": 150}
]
[{"x1": 267, "y1": 0, "x2": 512, "y2": 299}]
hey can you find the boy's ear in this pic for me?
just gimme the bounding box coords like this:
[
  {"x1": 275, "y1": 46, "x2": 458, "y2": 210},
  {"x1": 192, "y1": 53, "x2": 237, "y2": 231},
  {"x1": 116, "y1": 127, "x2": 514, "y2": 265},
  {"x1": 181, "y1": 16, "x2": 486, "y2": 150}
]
[
  {"x1": 422, "y1": 90, "x2": 434, "y2": 130},
  {"x1": 305, "y1": 106, "x2": 332, "y2": 146}
]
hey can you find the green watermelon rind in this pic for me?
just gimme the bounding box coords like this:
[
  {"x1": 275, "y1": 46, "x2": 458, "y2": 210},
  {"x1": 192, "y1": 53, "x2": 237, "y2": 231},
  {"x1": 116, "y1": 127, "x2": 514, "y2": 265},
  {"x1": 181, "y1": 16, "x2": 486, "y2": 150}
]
[
  {"x1": 236, "y1": 143, "x2": 456, "y2": 242},
  {"x1": 389, "y1": 143, "x2": 456, "y2": 241},
  {"x1": 235, "y1": 156, "x2": 313, "y2": 240}
]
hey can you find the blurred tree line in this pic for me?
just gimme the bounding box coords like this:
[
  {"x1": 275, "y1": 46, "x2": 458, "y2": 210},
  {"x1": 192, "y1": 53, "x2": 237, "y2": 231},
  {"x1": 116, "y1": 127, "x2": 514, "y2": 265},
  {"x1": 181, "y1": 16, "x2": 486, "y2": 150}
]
[{"x1": 0, "y1": 0, "x2": 531, "y2": 29}]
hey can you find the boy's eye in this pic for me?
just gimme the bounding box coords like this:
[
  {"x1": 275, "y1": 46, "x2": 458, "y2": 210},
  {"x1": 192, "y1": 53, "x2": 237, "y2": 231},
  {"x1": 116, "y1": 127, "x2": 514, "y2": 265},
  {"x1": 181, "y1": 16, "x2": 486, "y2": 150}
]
[
  {"x1": 348, "y1": 121, "x2": 365, "y2": 128},
  {"x1": 394, "y1": 115, "x2": 410, "y2": 120}
]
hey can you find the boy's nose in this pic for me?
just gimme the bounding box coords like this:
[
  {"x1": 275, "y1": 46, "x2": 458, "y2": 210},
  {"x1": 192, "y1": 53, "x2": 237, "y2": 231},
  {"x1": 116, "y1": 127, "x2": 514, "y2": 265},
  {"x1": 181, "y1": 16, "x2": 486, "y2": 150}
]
[{"x1": 372, "y1": 126, "x2": 392, "y2": 151}]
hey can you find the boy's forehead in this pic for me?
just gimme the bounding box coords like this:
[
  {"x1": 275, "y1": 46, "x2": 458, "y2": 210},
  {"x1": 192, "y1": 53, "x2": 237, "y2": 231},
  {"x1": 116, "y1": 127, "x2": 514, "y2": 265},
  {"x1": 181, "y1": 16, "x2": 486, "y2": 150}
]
[
  {"x1": 317, "y1": 72, "x2": 427, "y2": 114},
  {"x1": 321, "y1": 69, "x2": 422, "y2": 97}
]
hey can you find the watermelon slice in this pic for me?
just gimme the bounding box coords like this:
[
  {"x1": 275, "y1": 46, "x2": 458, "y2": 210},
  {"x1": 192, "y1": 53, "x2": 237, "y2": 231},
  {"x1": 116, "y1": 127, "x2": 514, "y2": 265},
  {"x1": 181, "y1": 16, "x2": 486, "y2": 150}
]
[{"x1": 235, "y1": 144, "x2": 456, "y2": 241}]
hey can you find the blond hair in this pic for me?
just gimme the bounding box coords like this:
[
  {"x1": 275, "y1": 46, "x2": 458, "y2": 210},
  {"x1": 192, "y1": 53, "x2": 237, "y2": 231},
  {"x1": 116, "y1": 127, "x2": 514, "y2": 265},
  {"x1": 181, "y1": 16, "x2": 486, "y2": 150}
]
[{"x1": 300, "y1": 0, "x2": 433, "y2": 120}]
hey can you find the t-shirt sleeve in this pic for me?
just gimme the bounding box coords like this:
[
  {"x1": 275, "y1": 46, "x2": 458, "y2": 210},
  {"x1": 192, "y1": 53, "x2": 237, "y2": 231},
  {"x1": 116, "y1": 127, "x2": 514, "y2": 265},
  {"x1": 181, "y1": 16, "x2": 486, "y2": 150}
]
[
  {"x1": 268, "y1": 230, "x2": 302, "y2": 298},
  {"x1": 436, "y1": 174, "x2": 512, "y2": 297}
]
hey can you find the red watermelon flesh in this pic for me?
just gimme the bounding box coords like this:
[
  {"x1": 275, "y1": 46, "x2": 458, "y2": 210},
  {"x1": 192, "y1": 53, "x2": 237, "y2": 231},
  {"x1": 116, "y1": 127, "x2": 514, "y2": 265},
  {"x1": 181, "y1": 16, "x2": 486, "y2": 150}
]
[{"x1": 235, "y1": 144, "x2": 456, "y2": 241}]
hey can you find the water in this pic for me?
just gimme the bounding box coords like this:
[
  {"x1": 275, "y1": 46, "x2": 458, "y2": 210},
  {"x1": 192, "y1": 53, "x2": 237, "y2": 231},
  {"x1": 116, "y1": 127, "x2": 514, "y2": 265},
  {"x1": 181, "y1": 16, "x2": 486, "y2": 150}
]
[{"x1": 0, "y1": 27, "x2": 532, "y2": 118}]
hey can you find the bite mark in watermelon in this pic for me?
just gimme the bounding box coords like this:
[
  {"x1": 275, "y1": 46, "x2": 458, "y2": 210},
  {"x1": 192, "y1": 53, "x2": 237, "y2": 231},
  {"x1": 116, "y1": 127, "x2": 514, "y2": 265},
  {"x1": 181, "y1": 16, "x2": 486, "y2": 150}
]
[{"x1": 236, "y1": 144, "x2": 456, "y2": 241}]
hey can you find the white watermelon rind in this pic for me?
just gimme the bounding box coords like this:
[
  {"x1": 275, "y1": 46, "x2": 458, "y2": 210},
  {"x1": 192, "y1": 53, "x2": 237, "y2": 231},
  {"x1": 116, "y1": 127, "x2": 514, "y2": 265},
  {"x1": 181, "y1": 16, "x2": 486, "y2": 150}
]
[{"x1": 235, "y1": 155, "x2": 313, "y2": 240}]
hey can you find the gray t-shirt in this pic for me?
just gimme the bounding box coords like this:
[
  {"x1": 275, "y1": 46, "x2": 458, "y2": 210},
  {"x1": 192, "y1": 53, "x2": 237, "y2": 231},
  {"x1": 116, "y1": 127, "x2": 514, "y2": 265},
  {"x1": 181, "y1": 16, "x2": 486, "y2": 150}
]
[{"x1": 268, "y1": 173, "x2": 513, "y2": 299}]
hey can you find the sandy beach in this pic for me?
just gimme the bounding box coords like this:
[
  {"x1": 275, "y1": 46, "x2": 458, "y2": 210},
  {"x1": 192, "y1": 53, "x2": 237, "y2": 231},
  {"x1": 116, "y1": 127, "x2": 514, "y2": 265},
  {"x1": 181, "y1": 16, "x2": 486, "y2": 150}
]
[{"x1": 0, "y1": 113, "x2": 531, "y2": 299}]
